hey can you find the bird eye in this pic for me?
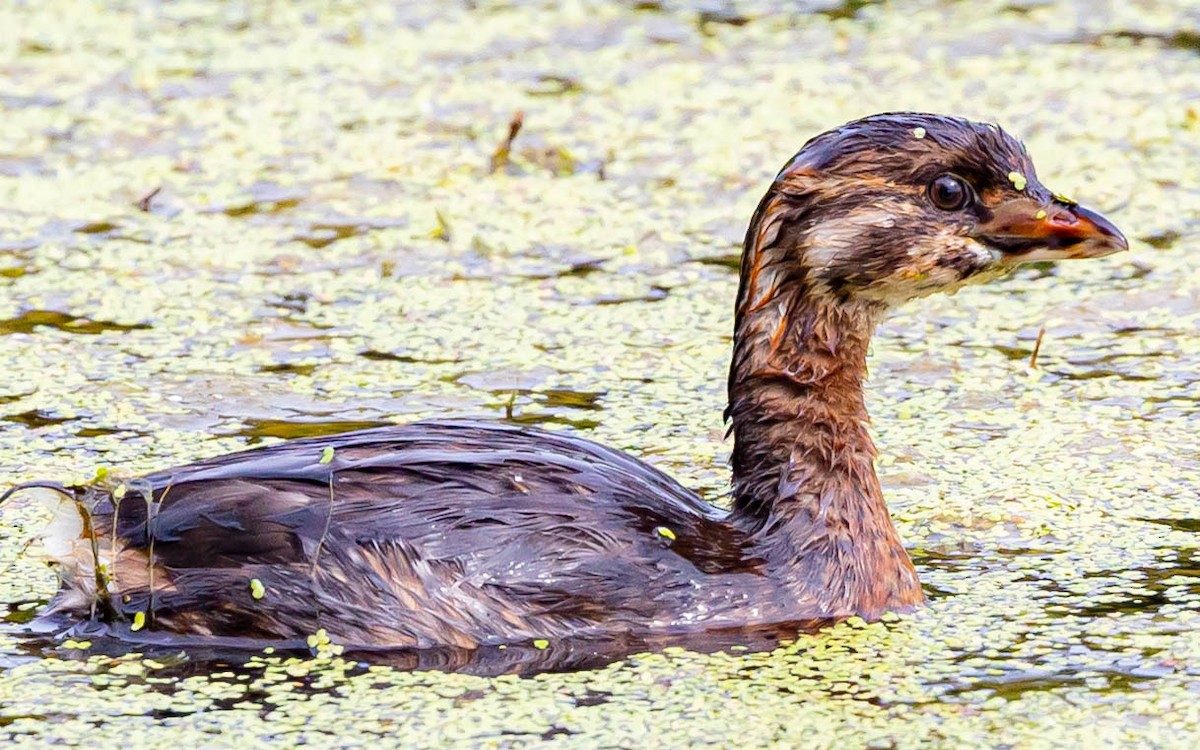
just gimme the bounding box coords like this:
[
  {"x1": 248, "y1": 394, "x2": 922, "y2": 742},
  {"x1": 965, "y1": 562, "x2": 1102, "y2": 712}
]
[{"x1": 928, "y1": 174, "x2": 973, "y2": 211}]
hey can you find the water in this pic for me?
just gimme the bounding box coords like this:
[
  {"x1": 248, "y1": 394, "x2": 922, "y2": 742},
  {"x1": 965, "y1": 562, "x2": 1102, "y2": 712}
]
[{"x1": 0, "y1": 0, "x2": 1198, "y2": 747}]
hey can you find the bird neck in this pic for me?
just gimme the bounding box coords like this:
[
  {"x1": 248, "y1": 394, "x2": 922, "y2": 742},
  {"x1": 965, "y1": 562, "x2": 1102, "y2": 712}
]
[
  {"x1": 727, "y1": 293, "x2": 881, "y2": 525},
  {"x1": 724, "y1": 191, "x2": 922, "y2": 616}
]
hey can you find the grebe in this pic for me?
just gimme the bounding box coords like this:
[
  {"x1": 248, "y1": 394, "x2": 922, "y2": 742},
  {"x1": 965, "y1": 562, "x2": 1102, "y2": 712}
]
[{"x1": 3, "y1": 113, "x2": 1126, "y2": 651}]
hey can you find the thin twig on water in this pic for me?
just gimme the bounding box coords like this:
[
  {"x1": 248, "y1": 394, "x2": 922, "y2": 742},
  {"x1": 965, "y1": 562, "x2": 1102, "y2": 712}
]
[
  {"x1": 1029, "y1": 326, "x2": 1046, "y2": 369},
  {"x1": 136, "y1": 186, "x2": 162, "y2": 212},
  {"x1": 489, "y1": 111, "x2": 524, "y2": 173}
]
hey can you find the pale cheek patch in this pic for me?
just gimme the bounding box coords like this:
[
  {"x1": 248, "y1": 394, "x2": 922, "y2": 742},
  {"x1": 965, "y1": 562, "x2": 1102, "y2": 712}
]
[
  {"x1": 858, "y1": 237, "x2": 998, "y2": 304},
  {"x1": 804, "y1": 207, "x2": 901, "y2": 275}
]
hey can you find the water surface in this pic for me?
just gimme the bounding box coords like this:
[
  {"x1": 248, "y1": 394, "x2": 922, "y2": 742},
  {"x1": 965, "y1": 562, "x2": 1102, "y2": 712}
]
[{"x1": 1, "y1": 0, "x2": 1198, "y2": 747}]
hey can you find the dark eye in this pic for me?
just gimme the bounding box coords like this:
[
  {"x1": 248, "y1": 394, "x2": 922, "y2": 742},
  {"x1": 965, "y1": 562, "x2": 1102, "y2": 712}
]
[{"x1": 928, "y1": 174, "x2": 973, "y2": 211}]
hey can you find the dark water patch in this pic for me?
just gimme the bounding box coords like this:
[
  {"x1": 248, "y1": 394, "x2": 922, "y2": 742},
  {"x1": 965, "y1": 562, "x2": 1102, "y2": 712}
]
[
  {"x1": 265, "y1": 291, "x2": 310, "y2": 314},
  {"x1": 1140, "y1": 390, "x2": 1200, "y2": 420},
  {"x1": 493, "y1": 389, "x2": 605, "y2": 430},
  {"x1": 589, "y1": 285, "x2": 670, "y2": 305},
  {"x1": 294, "y1": 224, "x2": 361, "y2": 249},
  {"x1": 503, "y1": 411, "x2": 603, "y2": 430},
  {"x1": 516, "y1": 257, "x2": 605, "y2": 280},
  {"x1": 292, "y1": 216, "x2": 408, "y2": 249},
  {"x1": 237, "y1": 319, "x2": 336, "y2": 342},
  {"x1": 1064, "y1": 593, "x2": 1171, "y2": 620},
  {"x1": 912, "y1": 548, "x2": 1063, "y2": 599},
  {"x1": 1142, "y1": 518, "x2": 1200, "y2": 533},
  {"x1": 1010, "y1": 261, "x2": 1059, "y2": 281},
  {"x1": 3, "y1": 601, "x2": 48, "y2": 626},
  {"x1": 525, "y1": 75, "x2": 583, "y2": 97},
  {"x1": 258, "y1": 362, "x2": 318, "y2": 376},
  {"x1": 73, "y1": 220, "x2": 121, "y2": 235},
  {"x1": 990, "y1": 343, "x2": 1033, "y2": 361},
  {"x1": 1109, "y1": 324, "x2": 1172, "y2": 337},
  {"x1": 456, "y1": 379, "x2": 607, "y2": 429},
  {"x1": 0, "y1": 242, "x2": 38, "y2": 281},
  {"x1": 919, "y1": 580, "x2": 965, "y2": 600},
  {"x1": 1113, "y1": 259, "x2": 1156, "y2": 281},
  {"x1": 999, "y1": 2, "x2": 1041, "y2": 15},
  {"x1": 73, "y1": 427, "x2": 127, "y2": 438},
  {"x1": 454, "y1": 247, "x2": 606, "y2": 281},
  {"x1": 1140, "y1": 230, "x2": 1182, "y2": 250},
  {"x1": 1103, "y1": 30, "x2": 1200, "y2": 55},
  {"x1": 909, "y1": 550, "x2": 982, "y2": 576},
  {"x1": 949, "y1": 420, "x2": 1012, "y2": 440},
  {"x1": 220, "y1": 198, "x2": 303, "y2": 218},
  {"x1": 360, "y1": 349, "x2": 461, "y2": 365},
  {"x1": 817, "y1": 0, "x2": 883, "y2": 21},
  {"x1": 1066, "y1": 349, "x2": 1173, "y2": 366},
  {"x1": 946, "y1": 666, "x2": 1160, "y2": 702},
  {"x1": 696, "y1": 6, "x2": 750, "y2": 29},
  {"x1": 540, "y1": 388, "x2": 606, "y2": 411},
  {"x1": 225, "y1": 418, "x2": 396, "y2": 443},
  {"x1": 1050, "y1": 367, "x2": 1158, "y2": 383},
  {"x1": 0, "y1": 310, "x2": 151, "y2": 336},
  {"x1": 205, "y1": 182, "x2": 307, "y2": 217},
  {"x1": 695, "y1": 253, "x2": 741, "y2": 271},
  {"x1": 3, "y1": 410, "x2": 75, "y2": 429},
  {"x1": 1043, "y1": 550, "x2": 1200, "y2": 619},
  {"x1": 573, "y1": 689, "x2": 613, "y2": 707},
  {"x1": 0, "y1": 714, "x2": 50, "y2": 729}
]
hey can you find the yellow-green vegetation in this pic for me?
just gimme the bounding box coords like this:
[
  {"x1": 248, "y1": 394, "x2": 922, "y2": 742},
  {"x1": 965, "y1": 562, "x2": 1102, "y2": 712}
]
[
  {"x1": 306, "y1": 629, "x2": 330, "y2": 650},
  {"x1": 0, "y1": 0, "x2": 1198, "y2": 748}
]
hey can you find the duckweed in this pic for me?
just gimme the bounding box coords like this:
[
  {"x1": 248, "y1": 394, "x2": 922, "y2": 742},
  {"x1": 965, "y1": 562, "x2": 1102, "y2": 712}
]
[
  {"x1": 306, "y1": 629, "x2": 330, "y2": 650},
  {"x1": 0, "y1": 0, "x2": 1197, "y2": 748}
]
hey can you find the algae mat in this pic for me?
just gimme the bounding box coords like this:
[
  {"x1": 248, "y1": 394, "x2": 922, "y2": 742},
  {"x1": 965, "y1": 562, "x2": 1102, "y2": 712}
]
[{"x1": 1, "y1": 0, "x2": 1199, "y2": 747}]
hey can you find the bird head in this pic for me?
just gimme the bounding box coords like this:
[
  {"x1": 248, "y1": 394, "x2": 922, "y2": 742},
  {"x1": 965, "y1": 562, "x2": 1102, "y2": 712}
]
[{"x1": 743, "y1": 113, "x2": 1127, "y2": 308}]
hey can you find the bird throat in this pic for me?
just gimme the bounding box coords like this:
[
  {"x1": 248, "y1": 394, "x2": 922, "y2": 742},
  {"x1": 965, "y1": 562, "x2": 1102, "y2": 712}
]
[{"x1": 726, "y1": 262, "x2": 924, "y2": 617}]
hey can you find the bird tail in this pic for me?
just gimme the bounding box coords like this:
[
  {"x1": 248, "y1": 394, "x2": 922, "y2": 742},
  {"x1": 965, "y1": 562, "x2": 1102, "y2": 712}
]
[{"x1": 1, "y1": 482, "x2": 104, "y2": 616}]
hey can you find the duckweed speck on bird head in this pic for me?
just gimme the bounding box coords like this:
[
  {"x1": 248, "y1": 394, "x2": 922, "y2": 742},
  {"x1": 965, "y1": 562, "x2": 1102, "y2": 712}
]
[{"x1": 1, "y1": 0, "x2": 1198, "y2": 747}]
